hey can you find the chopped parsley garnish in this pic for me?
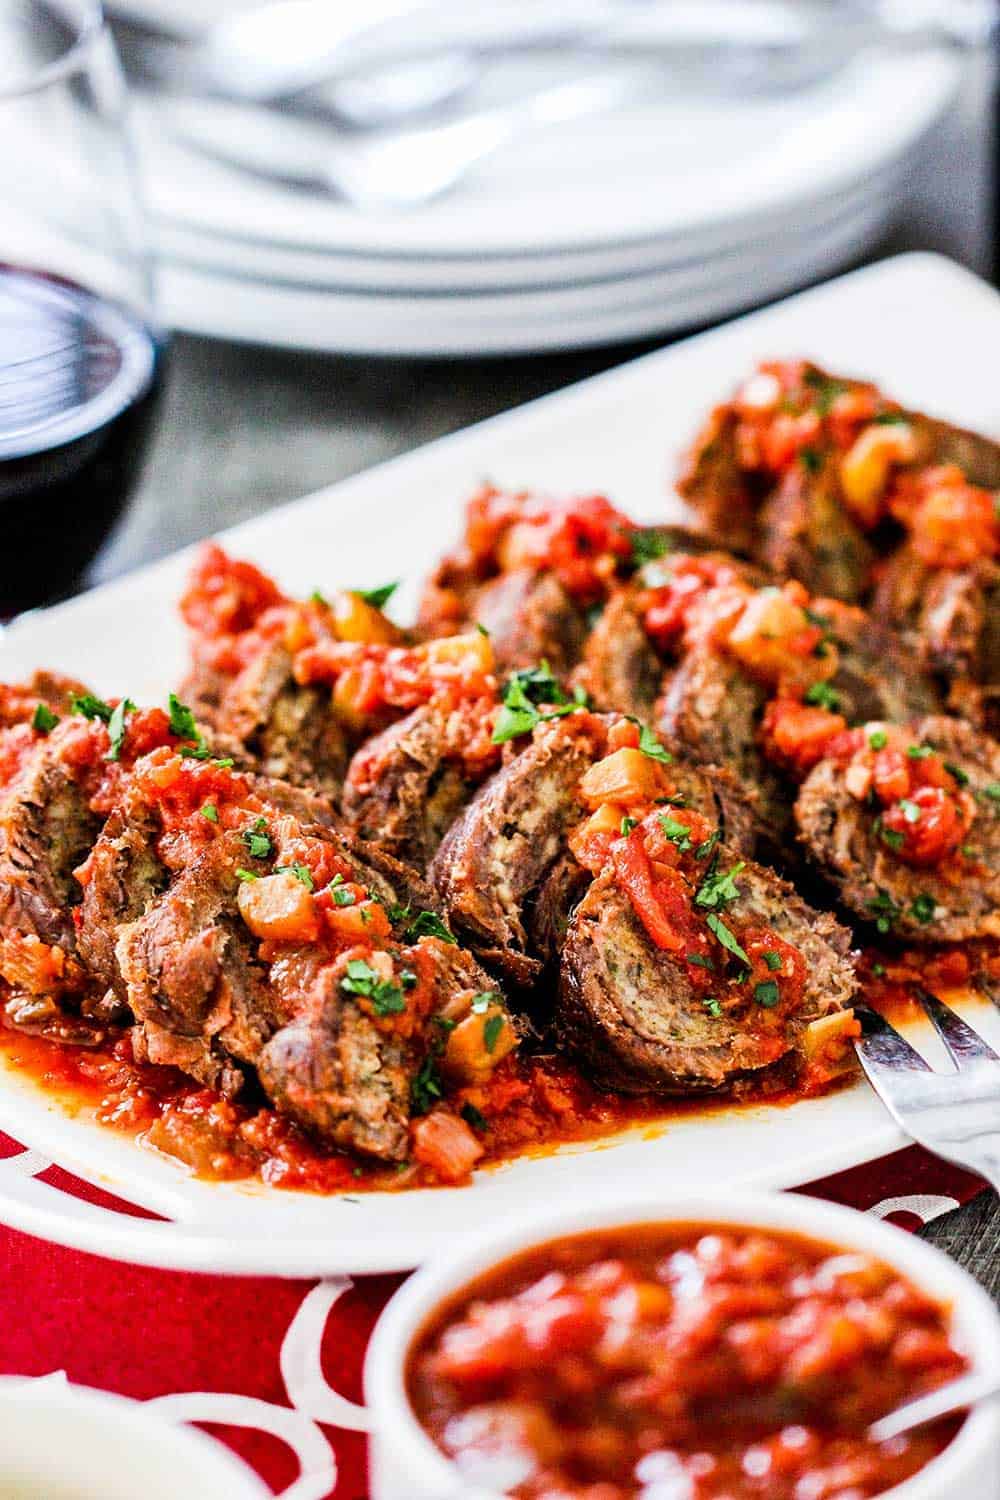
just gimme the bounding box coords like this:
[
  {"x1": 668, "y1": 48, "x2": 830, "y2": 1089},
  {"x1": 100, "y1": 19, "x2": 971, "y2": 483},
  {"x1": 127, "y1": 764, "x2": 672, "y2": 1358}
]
[
  {"x1": 200, "y1": 802, "x2": 219, "y2": 823},
  {"x1": 983, "y1": 783, "x2": 1000, "y2": 802},
  {"x1": 868, "y1": 730, "x2": 887, "y2": 750},
  {"x1": 658, "y1": 814, "x2": 692, "y2": 852},
  {"x1": 461, "y1": 1102, "x2": 489, "y2": 1132},
  {"x1": 705, "y1": 913, "x2": 750, "y2": 968},
  {"x1": 492, "y1": 662, "x2": 586, "y2": 744},
  {"x1": 630, "y1": 528, "x2": 671, "y2": 567},
  {"x1": 213, "y1": 757, "x2": 235, "y2": 769},
  {"x1": 695, "y1": 859, "x2": 744, "y2": 911},
  {"x1": 803, "y1": 370, "x2": 847, "y2": 414},
  {"x1": 70, "y1": 692, "x2": 112, "y2": 722},
  {"x1": 878, "y1": 823, "x2": 905, "y2": 852},
  {"x1": 483, "y1": 1014, "x2": 505, "y2": 1053},
  {"x1": 687, "y1": 953, "x2": 716, "y2": 971},
  {"x1": 694, "y1": 830, "x2": 720, "y2": 862},
  {"x1": 411, "y1": 1051, "x2": 443, "y2": 1114},
  {"x1": 960, "y1": 844, "x2": 976, "y2": 859},
  {"x1": 356, "y1": 581, "x2": 398, "y2": 609},
  {"x1": 241, "y1": 816, "x2": 273, "y2": 860},
  {"x1": 944, "y1": 762, "x2": 969, "y2": 787},
  {"x1": 804, "y1": 680, "x2": 840, "y2": 711},
  {"x1": 702, "y1": 997, "x2": 723, "y2": 1019},
  {"x1": 309, "y1": 589, "x2": 328, "y2": 606},
  {"x1": 910, "y1": 893, "x2": 936, "y2": 925},
  {"x1": 476, "y1": 622, "x2": 490, "y2": 637},
  {"x1": 763, "y1": 951, "x2": 783, "y2": 971},
  {"x1": 799, "y1": 446, "x2": 823, "y2": 474},
  {"x1": 898, "y1": 799, "x2": 922, "y2": 824},
  {"x1": 871, "y1": 962, "x2": 886, "y2": 977},
  {"x1": 907, "y1": 744, "x2": 934, "y2": 760},
  {"x1": 620, "y1": 815, "x2": 638, "y2": 837},
  {"x1": 403, "y1": 910, "x2": 457, "y2": 944},
  {"x1": 867, "y1": 890, "x2": 902, "y2": 934},
  {"x1": 628, "y1": 718, "x2": 673, "y2": 764},
  {"x1": 167, "y1": 693, "x2": 200, "y2": 743},
  {"x1": 754, "y1": 979, "x2": 780, "y2": 1009},
  {"x1": 276, "y1": 862, "x2": 314, "y2": 890},
  {"x1": 329, "y1": 873, "x2": 356, "y2": 906},
  {"x1": 235, "y1": 868, "x2": 259, "y2": 882},
  {"x1": 31, "y1": 702, "x2": 59, "y2": 734},
  {"x1": 105, "y1": 697, "x2": 136, "y2": 762},
  {"x1": 471, "y1": 992, "x2": 498, "y2": 1014},
  {"x1": 400, "y1": 969, "x2": 418, "y2": 990},
  {"x1": 340, "y1": 957, "x2": 406, "y2": 1015},
  {"x1": 874, "y1": 411, "x2": 908, "y2": 425},
  {"x1": 657, "y1": 792, "x2": 688, "y2": 808}
]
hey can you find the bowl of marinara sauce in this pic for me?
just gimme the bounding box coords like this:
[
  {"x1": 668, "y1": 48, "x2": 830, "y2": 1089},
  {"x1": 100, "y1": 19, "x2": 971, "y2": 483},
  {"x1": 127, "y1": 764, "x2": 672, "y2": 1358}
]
[{"x1": 364, "y1": 1193, "x2": 1000, "y2": 1500}]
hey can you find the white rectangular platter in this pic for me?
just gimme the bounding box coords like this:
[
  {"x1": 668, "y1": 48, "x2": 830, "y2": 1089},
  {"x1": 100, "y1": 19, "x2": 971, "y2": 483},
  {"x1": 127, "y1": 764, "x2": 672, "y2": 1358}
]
[{"x1": 0, "y1": 252, "x2": 997, "y2": 1277}]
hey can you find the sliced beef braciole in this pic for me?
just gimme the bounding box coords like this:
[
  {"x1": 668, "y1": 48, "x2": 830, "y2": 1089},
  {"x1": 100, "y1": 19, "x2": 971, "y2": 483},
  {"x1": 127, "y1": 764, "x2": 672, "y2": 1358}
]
[
  {"x1": 430, "y1": 711, "x2": 758, "y2": 985},
  {"x1": 796, "y1": 716, "x2": 1000, "y2": 944},
  {"x1": 210, "y1": 640, "x2": 350, "y2": 797},
  {"x1": 341, "y1": 698, "x2": 499, "y2": 870},
  {"x1": 557, "y1": 847, "x2": 857, "y2": 1095}
]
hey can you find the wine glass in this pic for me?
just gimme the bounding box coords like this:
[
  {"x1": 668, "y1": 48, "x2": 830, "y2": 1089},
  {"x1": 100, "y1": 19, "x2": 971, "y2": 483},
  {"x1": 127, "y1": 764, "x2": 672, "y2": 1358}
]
[{"x1": 0, "y1": 0, "x2": 165, "y2": 616}]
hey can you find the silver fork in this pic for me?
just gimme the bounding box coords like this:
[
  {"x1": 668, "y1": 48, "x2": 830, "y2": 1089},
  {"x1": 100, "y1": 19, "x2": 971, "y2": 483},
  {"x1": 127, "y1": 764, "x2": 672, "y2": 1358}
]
[{"x1": 855, "y1": 987, "x2": 1000, "y2": 1192}]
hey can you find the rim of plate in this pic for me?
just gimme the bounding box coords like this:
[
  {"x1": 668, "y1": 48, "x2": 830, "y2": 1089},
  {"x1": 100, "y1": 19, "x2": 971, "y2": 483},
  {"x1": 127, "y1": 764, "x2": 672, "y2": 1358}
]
[{"x1": 137, "y1": 48, "x2": 959, "y2": 259}]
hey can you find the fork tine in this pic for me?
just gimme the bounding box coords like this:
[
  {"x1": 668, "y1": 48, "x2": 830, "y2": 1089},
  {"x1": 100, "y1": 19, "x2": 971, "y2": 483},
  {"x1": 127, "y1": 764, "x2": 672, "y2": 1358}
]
[
  {"x1": 915, "y1": 987, "x2": 1000, "y2": 1068},
  {"x1": 853, "y1": 1003, "x2": 932, "y2": 1074}
]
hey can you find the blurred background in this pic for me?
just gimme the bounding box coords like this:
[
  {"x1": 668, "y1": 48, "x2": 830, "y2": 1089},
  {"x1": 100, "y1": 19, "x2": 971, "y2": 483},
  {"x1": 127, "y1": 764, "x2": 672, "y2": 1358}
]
[{"x1": 1, "y1": 0, "x2": 997, "y2": 608}]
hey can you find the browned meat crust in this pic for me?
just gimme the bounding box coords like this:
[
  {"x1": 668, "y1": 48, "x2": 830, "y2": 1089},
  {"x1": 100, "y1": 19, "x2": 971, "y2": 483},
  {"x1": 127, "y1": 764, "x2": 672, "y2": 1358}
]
[
  {"x1": 208, "y1": 641, "x2": 349, "y2": 797},
  {"x1": 341, "y1": 702, "x2": 483, "y2": 870},
  {"x1": 430, "y1": 714, "x2": 609, "y2": 987},
  {"x1": 795, "y1": 716, "x2": 1000, "y2": 943},
  {"x1": 457, "y1": 568, "x2": 589, "y2": 677},
  {"x1": 573, "y1": 588, "x2": 664, "y2": 721},
  {"x1": 756, "y1": 462, "x2": 874, "y2": 604},
  {"x1": 557, "y1": 860, "x2": 856, "y2": 1094},
  {"x1": 430, "y1": 713, "x2": 760, "y2": 984}
]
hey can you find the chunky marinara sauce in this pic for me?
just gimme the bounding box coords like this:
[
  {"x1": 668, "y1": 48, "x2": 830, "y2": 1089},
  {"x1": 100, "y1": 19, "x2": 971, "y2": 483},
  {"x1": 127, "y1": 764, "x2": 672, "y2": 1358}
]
[{"x1": 408, "y1": 1223, "x2": 968, "y2": 1500}]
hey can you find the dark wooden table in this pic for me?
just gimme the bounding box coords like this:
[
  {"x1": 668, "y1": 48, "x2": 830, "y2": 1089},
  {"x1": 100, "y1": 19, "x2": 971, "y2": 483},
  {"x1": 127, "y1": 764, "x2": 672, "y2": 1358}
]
[{"x1": 91, "y1": 48, "x2": 999, "y2": 1296}]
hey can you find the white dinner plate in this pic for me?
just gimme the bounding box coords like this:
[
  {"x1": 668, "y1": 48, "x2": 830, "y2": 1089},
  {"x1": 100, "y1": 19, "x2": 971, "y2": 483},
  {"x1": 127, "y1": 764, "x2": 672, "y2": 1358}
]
[
  {"x1": 157, "y1": 182, "x2": 897, "y2": 353},
  {"x1": 153, "y1": 149, "x2": 909, "y2": 294},
  {"x1": 134, "y1": 48, "x2": 958, "y2": 260},
  {"x1": 0, "y1": 252, "x2": 997, "y2": 1277}
]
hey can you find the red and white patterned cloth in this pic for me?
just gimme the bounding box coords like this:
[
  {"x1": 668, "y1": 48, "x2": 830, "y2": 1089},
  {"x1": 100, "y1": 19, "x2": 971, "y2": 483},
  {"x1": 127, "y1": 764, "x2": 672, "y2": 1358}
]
[{"x1": 0, "y1": 1129, "x2": 986, "y2": 1499}]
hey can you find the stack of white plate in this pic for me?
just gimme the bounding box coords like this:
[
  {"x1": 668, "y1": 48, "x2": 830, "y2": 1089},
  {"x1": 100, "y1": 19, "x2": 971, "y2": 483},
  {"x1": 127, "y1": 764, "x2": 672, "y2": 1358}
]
[{"x1": 127, "y1": 39, "x2": 959, "y2": 355}]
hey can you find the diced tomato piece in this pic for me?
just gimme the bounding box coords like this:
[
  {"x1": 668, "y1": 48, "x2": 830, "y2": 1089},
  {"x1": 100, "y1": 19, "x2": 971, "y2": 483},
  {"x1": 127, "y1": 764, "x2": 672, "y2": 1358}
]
[{"x1": 411, "y1": 1109, "x2": 484, "y2": 1184}]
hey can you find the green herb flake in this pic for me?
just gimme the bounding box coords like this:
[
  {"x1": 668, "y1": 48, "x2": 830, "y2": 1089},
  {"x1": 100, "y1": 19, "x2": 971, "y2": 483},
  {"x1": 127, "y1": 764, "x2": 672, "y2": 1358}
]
[
  {"x1": 411, "y1": 1053, "x2": 443, "y2": 1115},
  {"x1": 910, "y1": 893, "x2": 937, "y2": 925},
  {"x1": 483, "y1": 1013, "x2": 505, "y2": 1053},
  {"x1": 658, "y1": 814, "x2": 692, "y2": 852},
  {"x1": 754, "y1": 979, "x2": 780, "y2": 1009},
  {"x1": 276, "y1": 862, "x2": 314, "y2": 890},
  {"x1": 332, "y1": 885, "x2": 356, "y2": 907},
  {"x1": 471, "y1": 992, "x2": 496, "y2": 1014},
  {"x1": 868, "y1": 730, "x2": 888, "y2": 750},
  {"x1": 105, "y1": 697, "x2": 136, "y2": 762},
  {"x1": 694, "y1": 830, "x2": 720, "y2": 862},
  {"x1": 200, "y1": 802, "x2": 219, "y2": 824},
  {"x1": 400, "y1": 969, "x2": 418, "y2": 990},
  {"x1": 695, "y1": 860, "x2": 745, "y2": 911},
  {"x1": 799, "y1": 446, "x2": 823, "y2": 474},
  {"x1": 702, "y1": 997, "x2": 723, "y2": 1019},
  {"x1": 31, "y1": 702, "x2": 59, "y2": 734},
  {"x1": 879, "y1": 824, "x2": 905, "y2": 852},
  {"x1": 235, "y1": 868, "x2": 259, "y2": 882},
  {"x1": 899, "y1": 799, "x2": 922, "y2": 824},
  {"x1": 763, "y1": 950, "x2": 783, "y2": 971},
  {"x1": 241, "y1": 816, "x2": 273, "y2": 861},
  {"x1": 492, "y1": 662, "x2": 582, "y2": 745},
  {"x1": 983, "y1": 783, "x2": 1000, "y2": 802},
  {"x1": 705, "y1": 912, "x2": 750, "y2": 968},
  {"x1": 475, "y1": 622, "x2": 490, "y2": 638},
  {"x1": 804, "y1": 680, "x2": 841, "y2": 712},
  {"x1": 404, "y1": 909, "x2": 457, "y2": 945},
  {"x1": 630, "y1": 528, "x2": 671, "y2": 568},
  {"x1": 629, "y1": 718, "x2": 673, "y2": 764},
  {"x1": 461, "y1": 1102, "x2": 489, "y2": 1133},
  {"x1": 867, "y1": 890, "x2": 902, "y2": 934},
  {"x1": 356, "y1": 581, "x2": 399, "y2": 609},
  {"x1": 167, "y1": 693, "x2": 201, "y2": 743},
  {"x1": 686, "y1": 953, "x2": 716, "y2": 971},
  {"x1": 943, "y1": 761, "x2": 969, "y2": 787},
  {"x1": 309, "y1": 589, "x2": 328, "y2": 607},
  {"x1": 340, "y1": 958, "x2": 406, "y2": 1015},
  {"x1": 907, "y1": 744, "x2": 934, "y2": 760},
  {"x1": 620, "y1": 815, "x2": 638, "y2": 837},
  {"x1": 70, "y1": 692, "x2": 112, "y2": 723},
  {"x1": 871, "y1": 962, "x2": 886, "y2": 977}
]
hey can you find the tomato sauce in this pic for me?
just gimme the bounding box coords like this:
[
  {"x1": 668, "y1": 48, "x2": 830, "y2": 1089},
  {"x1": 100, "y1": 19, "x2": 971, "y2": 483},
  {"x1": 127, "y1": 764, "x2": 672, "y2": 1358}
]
[{"x1": 407, "y1": 1221, "x2": 968, "y2": 1500}]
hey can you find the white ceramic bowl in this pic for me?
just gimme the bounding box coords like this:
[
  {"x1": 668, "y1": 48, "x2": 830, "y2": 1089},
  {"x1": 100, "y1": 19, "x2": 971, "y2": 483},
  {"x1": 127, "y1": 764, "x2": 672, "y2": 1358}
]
[
  {"x1": 365, "y1": 1191, "x2": 1000, "y2": 1500},
  {"x1": 0, "y1": 1377, "x2": 268, "y2": 1499}
]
